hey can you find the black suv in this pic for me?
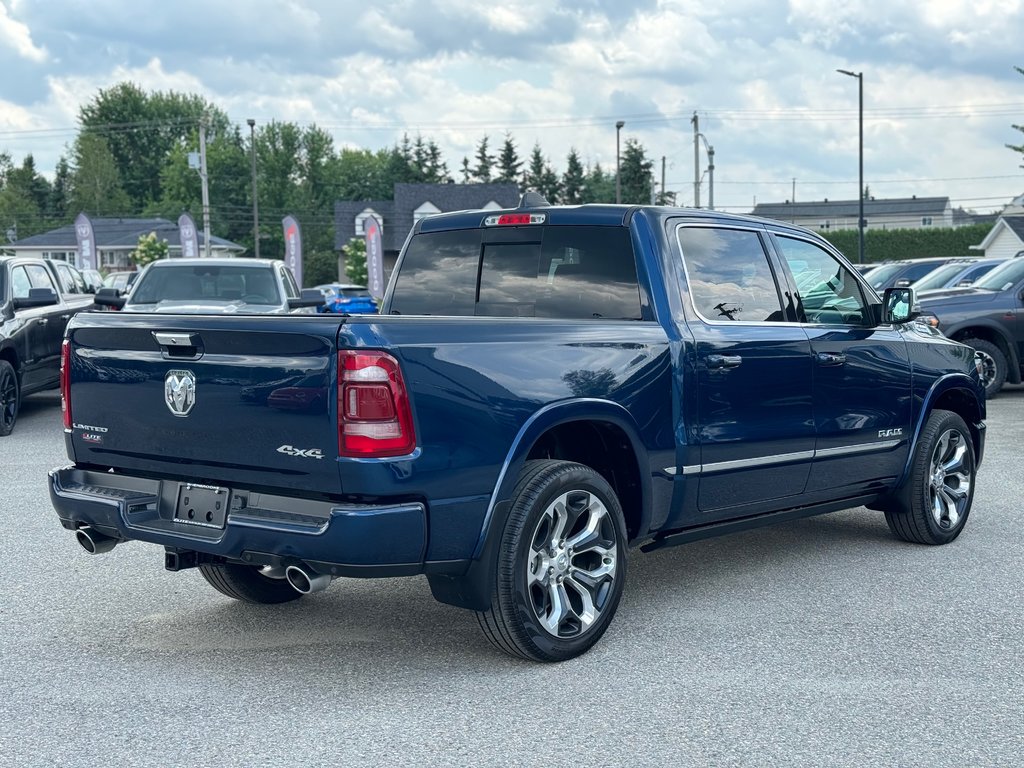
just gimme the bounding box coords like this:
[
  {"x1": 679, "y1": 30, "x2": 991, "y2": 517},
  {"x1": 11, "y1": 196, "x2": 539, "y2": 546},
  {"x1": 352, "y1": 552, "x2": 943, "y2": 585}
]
[{"x1": 916, "y1": 257, "x2": 1024, "y2": 397}]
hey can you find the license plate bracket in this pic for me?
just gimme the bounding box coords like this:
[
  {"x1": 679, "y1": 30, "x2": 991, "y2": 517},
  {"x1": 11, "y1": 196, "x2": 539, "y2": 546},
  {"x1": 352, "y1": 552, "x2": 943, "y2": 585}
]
[{"x1": 173, "y1": 483, "x2": 230, "y2": 529}]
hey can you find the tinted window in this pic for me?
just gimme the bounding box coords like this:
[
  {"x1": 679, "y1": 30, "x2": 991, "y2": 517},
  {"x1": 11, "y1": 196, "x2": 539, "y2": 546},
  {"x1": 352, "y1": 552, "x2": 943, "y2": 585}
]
[
  {"x1": 11, "y1": 266, "x2": 31, "y2": 299},
  {"x1": 391, "y1": 226, "x2": 642, "y2": 319},
  {"x1": 54, "y1": 263, "x2": 77, "y2": 293},
  {"x1": 913, "y1": 263, "x2": 966, "y2": 292},
  {"x1": 775, "y1": 236, "x2": 868, "y2": 325},
  {"x1": 677, "y1": 227, "x2": 785, "y2": 323},
  {"x1": 973, "y1": 258, "x2": 1024, "y2": 291},
  {"x1": 867, "y1": 263, "x2": 906, "y2": 290},
  {"x1": 901, "y1": 261, "x2": 946, "y2": 283},
  {"x1": 26, "y1": 264, "x2": 57, "y2": 292},
  {"x1": 131, "y1": 265, "x2": 281, "y2": 305}
]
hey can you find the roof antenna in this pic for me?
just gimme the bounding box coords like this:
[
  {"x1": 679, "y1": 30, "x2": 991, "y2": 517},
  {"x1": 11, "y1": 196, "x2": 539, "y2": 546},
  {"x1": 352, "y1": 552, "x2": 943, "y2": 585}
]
[{"x1": 517, "y1": 191, "x2": 550, "y2": 209}]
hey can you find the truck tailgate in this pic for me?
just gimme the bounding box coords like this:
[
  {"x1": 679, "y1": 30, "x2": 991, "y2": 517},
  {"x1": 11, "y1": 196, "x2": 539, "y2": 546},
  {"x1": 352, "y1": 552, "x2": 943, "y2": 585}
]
[{"x1": 65, "y1": 314, "x2": 342, "y2": 495}]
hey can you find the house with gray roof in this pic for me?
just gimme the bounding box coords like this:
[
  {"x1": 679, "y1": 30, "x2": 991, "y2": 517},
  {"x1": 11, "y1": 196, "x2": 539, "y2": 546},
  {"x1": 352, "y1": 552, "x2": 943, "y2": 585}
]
[
  {"x1": 3, "y1": 217, "x2": 244, "y2": 270},
  {"x1": 973, "y1": 215, "x2": 1024, "y2": 259},
  {"x1": 335, "y1": 182, "x2": 521, "y2": 277},
  {"x1": 750, "y1": 196, "x2": 954, "y2": 231}
]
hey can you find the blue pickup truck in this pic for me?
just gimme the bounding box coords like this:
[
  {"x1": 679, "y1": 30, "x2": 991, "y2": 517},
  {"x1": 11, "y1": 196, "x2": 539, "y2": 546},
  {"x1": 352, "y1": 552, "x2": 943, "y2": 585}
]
[{"x1": 49, "y1": 199, "x2": 986, "y2": 661}]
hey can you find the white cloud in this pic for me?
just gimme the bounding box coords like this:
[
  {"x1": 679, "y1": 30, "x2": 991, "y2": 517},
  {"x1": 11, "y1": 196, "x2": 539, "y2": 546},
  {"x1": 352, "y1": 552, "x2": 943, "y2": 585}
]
[{"x1": 0, "y1": 0, "x2": 47, "y2": 61}]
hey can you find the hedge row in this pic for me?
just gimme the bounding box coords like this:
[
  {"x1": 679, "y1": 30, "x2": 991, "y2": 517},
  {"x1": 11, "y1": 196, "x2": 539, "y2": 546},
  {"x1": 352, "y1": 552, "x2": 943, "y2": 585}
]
[{"x1": 820, "y1": 223, "x2": 993, "y2": 263}]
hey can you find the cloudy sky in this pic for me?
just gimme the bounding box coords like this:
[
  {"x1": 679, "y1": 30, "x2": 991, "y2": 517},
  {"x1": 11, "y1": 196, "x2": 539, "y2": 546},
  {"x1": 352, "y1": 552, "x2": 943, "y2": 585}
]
[{"x1": 1, "y1": 0, "x2": 1023, "y2": 214}]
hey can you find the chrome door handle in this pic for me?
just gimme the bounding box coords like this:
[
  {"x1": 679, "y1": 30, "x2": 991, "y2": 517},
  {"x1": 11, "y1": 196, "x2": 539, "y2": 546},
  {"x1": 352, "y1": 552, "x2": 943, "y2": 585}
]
[
  {"x1": 707, "y1": 354, "x2": 743, "y2": 370},
  {"x1": 816, "y1": 352, "x2": 847, "y2": 366}
]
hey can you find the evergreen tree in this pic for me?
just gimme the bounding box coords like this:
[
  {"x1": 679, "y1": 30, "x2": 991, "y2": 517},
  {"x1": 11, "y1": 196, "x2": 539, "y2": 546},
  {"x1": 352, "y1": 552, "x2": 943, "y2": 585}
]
[
  {"x1": 51, "y1": 156, "x2": 72, "y2": 221},
  {"x1": 496, "y1": 132, "x2": 522, "y2": 186},
  {"x1": 460, "y1": 157, "x2": 473, "y2": 183},
  {"x1": 619, "y1": 139, "x2": 654, "y2": 204},
  {"x1": 473, "y1": 135, "x2": 494, "y2": 183},
  {"x1": 525, "y1": 143, "x2": 546, "y2": 192},
  {"x1": 562, "y1": 149, "x2": 585, "y2": 204},
  {"x1": 582, "y1": 163, "x2": 614, "y2": 204},
  {"x1": 425, "y1": 140, "x2": 450, "y2": 183}
]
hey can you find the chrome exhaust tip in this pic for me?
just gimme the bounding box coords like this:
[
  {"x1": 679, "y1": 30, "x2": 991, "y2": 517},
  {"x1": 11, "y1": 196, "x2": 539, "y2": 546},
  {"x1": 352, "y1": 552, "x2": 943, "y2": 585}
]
[
  {"x1": 284, "y1": 564, "x2": 332, "y2": 594},
  {"x1": 76, "y1": 526, "x2": 118, "y2": 555}
]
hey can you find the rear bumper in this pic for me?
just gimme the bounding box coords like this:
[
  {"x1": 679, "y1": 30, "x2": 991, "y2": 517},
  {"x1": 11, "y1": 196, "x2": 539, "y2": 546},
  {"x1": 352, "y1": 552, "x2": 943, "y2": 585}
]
[{"x1": 49, "y1": 465, "x2": 437, "y2": 577}]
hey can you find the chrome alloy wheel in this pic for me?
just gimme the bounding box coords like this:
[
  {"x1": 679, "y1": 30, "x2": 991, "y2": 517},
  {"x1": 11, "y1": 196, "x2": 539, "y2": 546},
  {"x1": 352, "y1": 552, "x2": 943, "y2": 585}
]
[
  {"x1": 526, "y1": 489, "x2": 619, "y2": 638},
  {"x1": 929, "y1": 428, "x2": 972, "y2": 530},
  {"x1": 974, "y1": 350, "x2": 997, "y2": 390}
]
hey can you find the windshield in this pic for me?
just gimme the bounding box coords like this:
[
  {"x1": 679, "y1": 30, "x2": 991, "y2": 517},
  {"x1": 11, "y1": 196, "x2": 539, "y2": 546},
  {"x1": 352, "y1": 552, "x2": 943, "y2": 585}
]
[
  {"x1": 867, "y1": 263, "x2": 906, "y2": 289},
  {"x1": 130, "y1": 264, "x2": 281, "y2": 305},
  {"x1": 912, "y1": 263, "x2": 967, "y2": 292},
  {"x1": 972, "y1": 258, "x2": 1024, "y2": 291}
]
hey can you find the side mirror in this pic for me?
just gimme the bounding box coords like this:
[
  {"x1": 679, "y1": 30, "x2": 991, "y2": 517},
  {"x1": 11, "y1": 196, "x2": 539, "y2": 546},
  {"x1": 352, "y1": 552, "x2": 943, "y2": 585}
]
[
  {"x1": 93, "y1": 287, "x2": 127, "y2": 310},
  {"x1": 287, "y1": 288, "x2": 327, "y2": 310},
  {"x1": 13, "y1": 287, "x2": 59, "y2": 310},
  {"x1": 882, "y1": 287, "x2": 920, "y2": 324}
]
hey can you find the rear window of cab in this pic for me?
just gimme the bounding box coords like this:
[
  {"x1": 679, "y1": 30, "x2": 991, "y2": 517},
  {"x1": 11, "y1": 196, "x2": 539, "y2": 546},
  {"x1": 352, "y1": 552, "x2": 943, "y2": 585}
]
[{"x1": 389, "y1": 226, "x2": 642, "y2": 319}]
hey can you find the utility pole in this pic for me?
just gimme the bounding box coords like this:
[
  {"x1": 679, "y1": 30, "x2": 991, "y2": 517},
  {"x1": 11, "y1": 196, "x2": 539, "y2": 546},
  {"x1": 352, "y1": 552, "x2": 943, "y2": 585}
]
[
  {"x1": 615, "y1": 120, "x2": 625, "y2": 204},
  {"x1": 198, "y1": 117, "x2": 212, "y2": 258},
  {"x1": 706, "y1": 144, "x2": 715, "y2": 210},
  {"x1": 661, "y1": 156, "x2": 666, "y2": 205},
  {"x1": 691, "y1": 112, "x2": 700, "y2": 208},
  {"x1": 247, "y1": 119, "x2": 260, "y2": 259}
]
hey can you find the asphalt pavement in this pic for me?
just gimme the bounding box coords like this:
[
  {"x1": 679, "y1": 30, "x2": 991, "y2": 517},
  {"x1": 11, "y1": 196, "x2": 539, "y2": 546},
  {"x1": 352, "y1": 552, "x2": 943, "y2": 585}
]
[{"x1": 2, "y1": 388, "x2": 1022, "y2": 767}]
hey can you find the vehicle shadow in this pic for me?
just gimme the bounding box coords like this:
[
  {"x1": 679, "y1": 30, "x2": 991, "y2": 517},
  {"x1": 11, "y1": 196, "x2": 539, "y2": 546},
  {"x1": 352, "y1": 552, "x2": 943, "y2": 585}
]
[{"x1": 122, "y1": 506, "x2": 899, "y2": 673}]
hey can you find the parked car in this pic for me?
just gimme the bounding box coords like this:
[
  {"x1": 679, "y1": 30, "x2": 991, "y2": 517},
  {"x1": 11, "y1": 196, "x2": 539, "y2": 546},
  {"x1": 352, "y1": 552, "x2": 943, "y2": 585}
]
[
  {"x1": 101, "y1": 270, "x2": 140, "y2": 294},
  {"x1": 0, "y1": 256, "x2": 94, "y2": 435},
  {"x1": 916, "y1": 256, "x2": 1024, "y2": 397},
  {"x1": 93, "y1": 258, "x2": 322, "y2": 314},
  {"x1": 314, "y1": 283, "x2": 378, "y2": 314},
  {"x1": 866, "y1": 257, "x2": 958, "y2": 292},
  {"x1": 913, "y1": 258, "x2": 1007, "y2": 293},
  {"x1": 81, "y1": 268, "x2": 104, "y2": 293}
]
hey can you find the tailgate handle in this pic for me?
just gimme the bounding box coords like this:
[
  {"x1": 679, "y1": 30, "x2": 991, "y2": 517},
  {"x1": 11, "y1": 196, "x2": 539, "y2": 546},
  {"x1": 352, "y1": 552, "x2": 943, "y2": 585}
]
[{"x1": 153, "y1": 331, "x2": 202, "y2": 359}]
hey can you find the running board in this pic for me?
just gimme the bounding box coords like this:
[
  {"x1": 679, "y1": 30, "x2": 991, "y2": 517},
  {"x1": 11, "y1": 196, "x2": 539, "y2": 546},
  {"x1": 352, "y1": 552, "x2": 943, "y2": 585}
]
[{"x1": 639, "y1": 495, "x2": 878, "y2": 553}]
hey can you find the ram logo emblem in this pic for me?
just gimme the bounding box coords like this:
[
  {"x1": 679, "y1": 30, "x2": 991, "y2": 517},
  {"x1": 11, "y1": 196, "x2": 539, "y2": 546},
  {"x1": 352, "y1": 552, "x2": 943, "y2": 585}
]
[
  {"x1": 165, "y1": 370, "x2": 197, "y2": 417},
  {"x1": 878, "y1": 428, "x2": 903, "y2": 438}
]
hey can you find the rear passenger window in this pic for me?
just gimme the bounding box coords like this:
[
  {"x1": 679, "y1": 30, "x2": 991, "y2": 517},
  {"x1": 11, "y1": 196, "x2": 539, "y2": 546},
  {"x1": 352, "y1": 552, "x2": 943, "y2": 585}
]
[
  {"x1": 391, "y1": 226, "x2": 642, "y2": 319},
  {"x1": 677, "y1": 227, "x2": 786, "y2": 322}
]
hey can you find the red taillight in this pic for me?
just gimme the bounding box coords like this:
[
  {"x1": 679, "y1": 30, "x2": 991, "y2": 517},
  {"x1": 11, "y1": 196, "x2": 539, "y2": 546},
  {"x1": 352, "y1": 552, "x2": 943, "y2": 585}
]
[
  {"x1": 338, "y1": 350, "x2": 416, "y2": 457},
  {"x1": 60, "y1": 339, "x2": 71, "y2": 430}
]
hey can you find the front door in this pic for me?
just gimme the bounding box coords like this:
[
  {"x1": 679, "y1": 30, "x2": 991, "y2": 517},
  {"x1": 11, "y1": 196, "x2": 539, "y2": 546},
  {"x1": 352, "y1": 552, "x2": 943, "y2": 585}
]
[{"x1": 770, "y1": 234, "x2": 913, "y2": 494}]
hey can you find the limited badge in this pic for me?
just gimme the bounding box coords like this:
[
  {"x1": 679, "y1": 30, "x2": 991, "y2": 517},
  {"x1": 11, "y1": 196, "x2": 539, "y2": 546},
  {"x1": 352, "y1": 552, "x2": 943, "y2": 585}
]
[{"x1": 165, "y1": 369, "x2": 196, "y2": 417}]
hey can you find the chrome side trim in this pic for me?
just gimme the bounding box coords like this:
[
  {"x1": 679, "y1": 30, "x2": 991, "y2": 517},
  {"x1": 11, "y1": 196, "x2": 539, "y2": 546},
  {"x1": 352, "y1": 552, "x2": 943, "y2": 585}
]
[
  {"x1": 701, "y1": 450, "x2": 815, "y2": 475},
  {"x1": 670, "y1": 439, "x2": 904, "y2": 476},
  {"x1": 815, "y1": 440, "x2": 900, "y2": 458}
]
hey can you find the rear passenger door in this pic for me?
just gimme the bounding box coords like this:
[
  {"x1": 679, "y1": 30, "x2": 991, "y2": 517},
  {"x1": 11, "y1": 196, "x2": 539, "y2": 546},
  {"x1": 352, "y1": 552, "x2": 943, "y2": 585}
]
[
  {"x1": 676, "y1": 224, "x2": 815, "y2": 519},
  {"x1": 770, "y1": 233, "x2": 913, "y2": 494}
]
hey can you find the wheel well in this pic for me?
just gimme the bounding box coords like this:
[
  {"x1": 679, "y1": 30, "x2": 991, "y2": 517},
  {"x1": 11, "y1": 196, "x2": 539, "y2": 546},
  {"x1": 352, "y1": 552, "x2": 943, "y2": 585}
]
[
  {"x1": 526, "y1": 420, "x2": 643, "y2": 539},
  {"x1": 932, "y1": 388, "x2": 984, "y2": 460},
  {"x1": 0, "y1": 347, "x2": 17, "y2": 373},
  {"x1": 952, "y1": 327, "x2": 1011, "y2": 359}
]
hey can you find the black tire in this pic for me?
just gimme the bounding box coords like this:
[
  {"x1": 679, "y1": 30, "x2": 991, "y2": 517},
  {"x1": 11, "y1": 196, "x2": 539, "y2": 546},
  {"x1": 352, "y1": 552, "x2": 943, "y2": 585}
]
[
  {"x1": 199, "y1": 562, "x2": 303, "y2": 604},
  {"x1": 476, "y1": 460, "x2": 628, "y2": 662},
  {"x1": 884, "y1": 409, "x2": 975, "y2": 545},
  {"x1": 0, "y1": 360, "x2": 19, "y2": 437},
  {"x1": 963, "y1": 337, "x2": 1006, "y2": 399}
]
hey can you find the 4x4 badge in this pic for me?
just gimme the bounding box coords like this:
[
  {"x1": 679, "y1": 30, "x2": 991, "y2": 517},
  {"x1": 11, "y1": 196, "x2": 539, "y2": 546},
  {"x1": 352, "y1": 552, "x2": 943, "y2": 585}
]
[{"x1": 165, "y1": 370, "x2": 196, "y2": 417}]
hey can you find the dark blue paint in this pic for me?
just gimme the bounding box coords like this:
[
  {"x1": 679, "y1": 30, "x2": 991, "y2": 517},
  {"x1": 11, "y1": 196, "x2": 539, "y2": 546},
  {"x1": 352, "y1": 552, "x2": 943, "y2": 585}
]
[{"x1": 50, "y1": 205, "x2": 987, "y2": 609}]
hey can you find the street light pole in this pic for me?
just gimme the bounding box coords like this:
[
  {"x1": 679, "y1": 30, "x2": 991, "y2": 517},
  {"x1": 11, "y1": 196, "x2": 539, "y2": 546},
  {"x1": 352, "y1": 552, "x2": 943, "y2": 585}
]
[
  {"x1": 615, "y1": 120, "x2": 625, "y2": 204},
  {"x1": 247, "y1": 118, "x2": 260, "y2": 259},
  {"x1": 837, "y1": 69, "x2": 864, "y2": 264}
]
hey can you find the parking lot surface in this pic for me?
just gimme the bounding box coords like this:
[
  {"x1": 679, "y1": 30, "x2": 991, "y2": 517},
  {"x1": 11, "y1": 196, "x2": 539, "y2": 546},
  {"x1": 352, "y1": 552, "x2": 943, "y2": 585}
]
[{"x1": 2, "y1": 388, "x2": 1022, "y2": 767}]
